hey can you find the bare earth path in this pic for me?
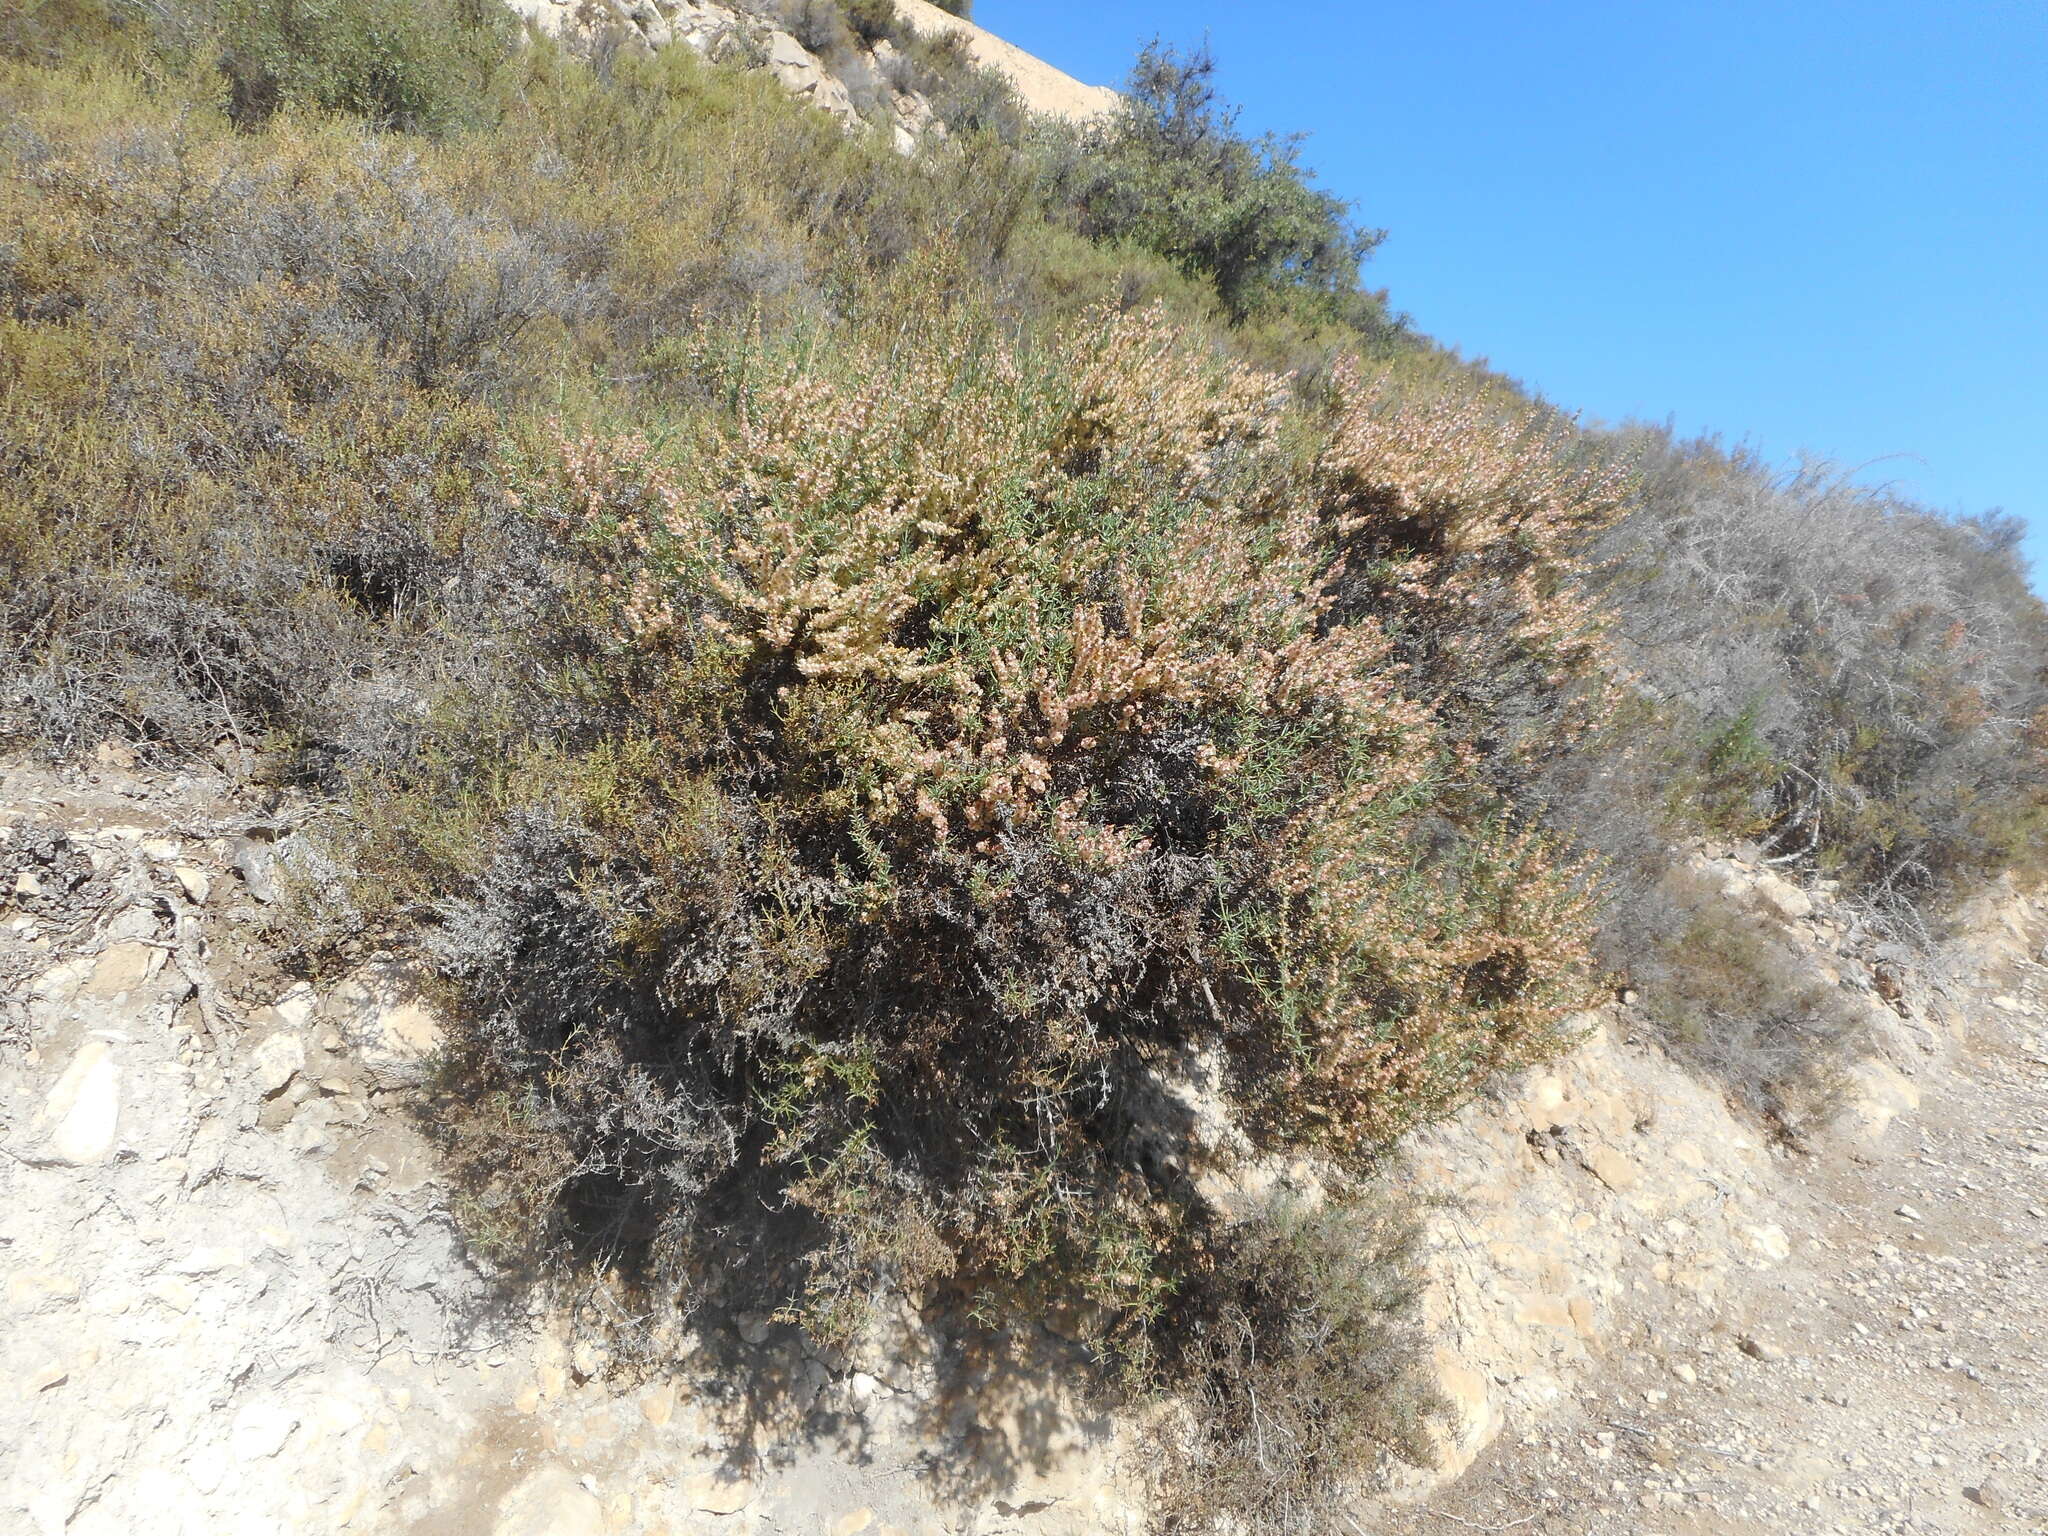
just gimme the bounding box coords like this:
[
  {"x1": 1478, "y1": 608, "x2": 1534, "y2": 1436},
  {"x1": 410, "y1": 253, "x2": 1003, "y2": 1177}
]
[{"x1": 1386, "y1": 942, "x2": 2048, "y2": 1536}]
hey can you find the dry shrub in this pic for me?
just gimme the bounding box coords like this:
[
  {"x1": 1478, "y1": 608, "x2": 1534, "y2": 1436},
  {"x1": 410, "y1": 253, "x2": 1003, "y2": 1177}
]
[
  {"x1": 1151, "y1": 1198, "x2": 1443, "y2": 1535},
  {"x1": 370, "y1": 296, "x2": 1607, "y2": 1378},
  {"x1": 1635, "y1": 906, "x2": 1871, "y2": 1134},
  {"x1": 1590, "y1": 431, "x2": 2048, "y2": 920}
]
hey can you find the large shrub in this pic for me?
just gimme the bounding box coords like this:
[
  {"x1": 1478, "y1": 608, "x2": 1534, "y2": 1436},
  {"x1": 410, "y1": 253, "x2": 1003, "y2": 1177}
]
[
  {"x1": 357, "y1": 299, "x2": 1607, "y2": 1360},
  {"x1": 1588, "y1": 432, "x2": 2048, "y2": 928}
]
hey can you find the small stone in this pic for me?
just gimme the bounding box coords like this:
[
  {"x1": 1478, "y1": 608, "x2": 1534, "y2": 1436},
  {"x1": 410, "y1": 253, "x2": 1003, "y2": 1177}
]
[
  {"x1": 1963, "y1": 1477, "x2": 2005, "y2": 1512},
  {"x1": 834, "y1": 1510, "x2": 877, "y2": 1536},
  {"x1": 274, "y1": 983, "x2": 317, "y2": 1029},
  {"x1": 1744, "y1": 1223, "x2": 1791, "y2": 1264},
  {"x1": 172, "y1": 865, "x2": 210, "y2": 904},
  {"x1": 1895, "y1": 1204, "x2": 1923, "y2": 1222},
  {"x1": 13, "y1": 869, "x2": 42, "y2": 897},
  {"x1": 232, "y1": 838, "x2": 279, "y2": 903},
  {"x1": 494, "y1": 1467, "x2": 605, "y2": 1536},
  {"x1": 26, "y1": 1364, "x2": 68, "y2": 1392},
  {"x1": 1738, "y1": 1336, "x2": 1785, "y2": 1362},
  {"x1": 172, "y1": 1246, "x2": 242, "y2": 1275},
  {"x1": 1586, "y1": 1145, "x2": 1639, "y2": 1192},
  {"x1": 1672, "y1": 1362, "x2": 1698, "y2": 1384},
  {"x1": 735, "y1": 1312, "x2": 774, "y2": 1345},
  {"x1": 639, "y1": 1383, "x2": 676, "y2": 1428},
  {"x1": 251, "y1": 1032, "x2": 305, "y2": 1097},
  {"x1": 147, "y1": 1277, "x2": 197, "y2": 1312},
  {"x1": 84, "y1": 941, "x2": 159, "y2": 999}
]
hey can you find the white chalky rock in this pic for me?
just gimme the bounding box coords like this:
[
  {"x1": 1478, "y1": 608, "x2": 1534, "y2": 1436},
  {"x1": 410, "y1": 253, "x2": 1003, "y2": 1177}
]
[
  {"x1": 228, "y1": 1398, "x2": 300, "y2": 1461},
  {"x1": 39, "y1": 1040, "x2": 120, "y2": 1165},
  {"x1": 251, "y1": 1032, "x2": 306, "y2": 1097}
]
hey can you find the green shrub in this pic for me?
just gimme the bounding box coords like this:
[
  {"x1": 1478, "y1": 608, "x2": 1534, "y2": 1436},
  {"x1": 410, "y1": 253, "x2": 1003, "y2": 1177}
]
[
  {"x1": 1636, "y1": 906, "x2": 1870, "y2": 1133},
  {"x1": 1062, "y1": 44, "x2": 1383, "y2": 325},
  {"x1": 210, "y1": 0, "x2": 512, "y2": 133},
  {"x1": 840, "y1": 0, "x2": 900, "y2": 47}
]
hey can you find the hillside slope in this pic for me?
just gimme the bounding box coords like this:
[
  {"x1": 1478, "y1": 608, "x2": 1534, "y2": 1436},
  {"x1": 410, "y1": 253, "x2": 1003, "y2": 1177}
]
[{"x1": 2, "y1": 4, "x2": 2044, "y2": 1534}]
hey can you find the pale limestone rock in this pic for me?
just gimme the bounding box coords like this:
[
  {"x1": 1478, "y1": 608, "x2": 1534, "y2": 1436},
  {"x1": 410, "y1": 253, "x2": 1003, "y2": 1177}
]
[
  {"x1": 274, "y1": 982, "x2": 318, "y2": 1029},
  {"x1": 835, "y1": 1509, "x2": 877, "y2": 1536},
  {"x1": 38, "y1": 1040, "x2": 120, "y2": 1165},
  {"x1": 7, "y1": 1270, "x2": 81, "y2": 1312},
  {"x1": 84, "y1": 941, "x2": 160, "y2": 999},
  {"x1": 172, "y1": 1246, "x2": 244, "y2": 1275},
  {"x1": 639, "y1": 1381, "x2": 676, "y2": 1427},
  {"x1": 496, "y1": 1467, "x2": 606, "y2": 1536},
  {"x1": 324, "y1": 960, "x2": 444, "y2": 1088},
  {"x1": 229, "y1": 1398, "x2": 301, "y2": 1460},
  {"x1": 1424, "y1": 1353, "x2": 1497, "y2": 1479},
  {"x1": 1751, "y1": 870, "x2": 1814, "y2": 921},
  {"x1": 1585, "y1": 1144, "x2": 1639, "y2": 1192},
  {"x1": 251, "y1": 1031, "x2": 306, "y2": 1097},
  {"x1": 765, "y1": 29, "x2": 822, "y2": 90},
  {"x1": 172, "y1": 865, "x2": 210, "y2": 904},
  {"x1": 1840, "y1": 1058, "x2": 1921, "y2": 1144},
  {"x1": 1744, "y1": 1223, "x2": 1792, "y2": 1264},
  {"x1": 682, "y1": 1468, "x2": 758, "y2": 1514}
]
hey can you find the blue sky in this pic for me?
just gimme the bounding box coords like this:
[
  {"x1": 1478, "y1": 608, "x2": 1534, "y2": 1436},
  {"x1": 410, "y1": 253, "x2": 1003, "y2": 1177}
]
[{"x1": 981, "y1": 0, "x2": 2048, "y2": 589}]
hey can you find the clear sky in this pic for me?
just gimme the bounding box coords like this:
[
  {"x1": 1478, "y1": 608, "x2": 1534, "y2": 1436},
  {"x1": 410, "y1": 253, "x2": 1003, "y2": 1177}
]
[{"x1": 980, "y1": 0, "x2": 2048, "y2": 590}]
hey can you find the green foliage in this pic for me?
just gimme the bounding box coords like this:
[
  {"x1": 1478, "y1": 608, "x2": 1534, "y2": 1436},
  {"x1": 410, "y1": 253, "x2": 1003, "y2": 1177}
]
[
  {"x1": 839, "y1": 0, "x2": 900, "y2": 46},
  {"x1": 1064, "y1": 44, "x2": 1384, "y2": 325},
  {"x1": 4, "y1": 11, "x2": 2045, "y2": 1526},
  {"x1": 378, "y1": 295, "x2": 1605, "y2": 1361},
  {"x1": 210, "y1": 0, "x2": 513, "y2": 133}
]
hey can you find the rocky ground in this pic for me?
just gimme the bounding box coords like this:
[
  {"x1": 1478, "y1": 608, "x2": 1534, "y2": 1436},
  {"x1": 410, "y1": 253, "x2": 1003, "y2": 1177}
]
[
  {"x1": 1384, "y1": 931, "x2": 2048, "y2": 1535},
  {"x1": 4, "y1": 746, "x2": 2042, "y2": 1536}
]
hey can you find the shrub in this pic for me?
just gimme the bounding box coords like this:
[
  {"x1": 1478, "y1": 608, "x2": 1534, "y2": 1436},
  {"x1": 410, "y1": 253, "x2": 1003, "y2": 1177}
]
[
  {"x1": 209, "y1": 0, "x2": 513, "y2": 134},
  {"x1": 840, "y1": 0, "x2": 901, "y2": 47},
  {"x1": 354, "y1": 297, "x2": 1605, "y2": 1367},
  {"x1": 1152, "y1": 1199, "x2": 1443, "y2": 1534},
  {"x1": 1634, "y1": 906, "x2": 1870, "y2": 1133},
  {"x1": 1585, "y1": 431, "x2": 2048, "y2": 927},
  {"x1": 1062, "y1": 44, "x2": 1383, "y2": 325}
]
